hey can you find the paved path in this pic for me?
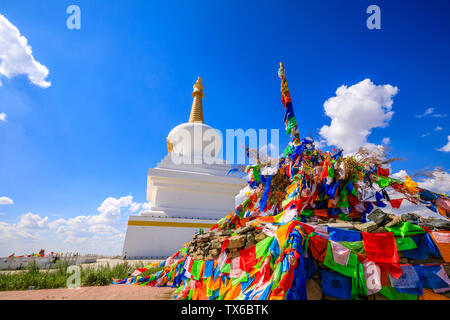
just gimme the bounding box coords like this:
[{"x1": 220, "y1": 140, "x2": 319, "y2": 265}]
[{"x1": 0, "y1": 285, "x2": 176, "y2": 300}]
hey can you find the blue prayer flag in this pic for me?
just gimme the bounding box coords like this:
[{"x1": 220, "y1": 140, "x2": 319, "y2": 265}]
[
  {"x1": 320, "y1": 269, "x2": 352, "y2": 300},
  {"x1": 328, "y1": 226, "x2": 362, "y2": 242}
]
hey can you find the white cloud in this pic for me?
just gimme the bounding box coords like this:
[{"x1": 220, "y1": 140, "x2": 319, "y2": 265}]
[
  {"x1": 0, "y1": 14, "x2": 51, "y2": 88},
  {"x1": 17, "y1": 212, "x2": 49, "y2": 230},
  {"x1": 319, "y1": 78, "x2": 398, "y2": 154},
  {"x1": 418, "y1": 170, "x2": 450, "y2": 195},
  {"x1": 435, "y1": 126, "x2": 443, "y2": 131},
  {"x1": 382, "y1": 137, "x2": 391, "y2": 145},
  {"x1": 391, "y1": 170, "x2": 408, "y2": 180},
  {"x1": 431, "y1": 113, "x2": 448, "y2": 118},
  {"x1": 140, "y1": 202, "x2": 152, "y2": 212},
  {"x1": 437, "y1": 136, "x2": 450, "y2": 153},
  {"x1": 0, "y1": 195, "x2": 147, "y2": 256},
  {"x1": 384, "y1": 169, "x2": 450, "y2": 219},
  {"x1": 384, "y1": 198, "x2": 443, "y2": 219},
  {"x1": 0, "y1": 196, "x2": 13, "y2": 205},
  {"x1": 128, "y1": 202, "x2": 142, "y2": 213},
  {"x1": 415, "y1": 107, "x2": 434, "y2": 118},
  {"x1": 391, "y1": 169, "x2": 450, "y2": 194},
  {"x1": 0, "y1": 213, "x2": 49, "y2": 243},
  {"x1": 0, "y1": 112, "x2": 6, "y2": 122},
  {"x1": 415, "y1": 107, "x2": 447, "y2": 119}
]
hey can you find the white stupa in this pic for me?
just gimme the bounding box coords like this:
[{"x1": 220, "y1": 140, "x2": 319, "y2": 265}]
[{"x1": 122, "y1": 76, "x2": 245, "y2": 259}]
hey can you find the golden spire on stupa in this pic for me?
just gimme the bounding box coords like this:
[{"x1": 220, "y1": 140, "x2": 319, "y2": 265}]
[{"x1": 189, "y1": 75, "x2": 205, "y2": 124}]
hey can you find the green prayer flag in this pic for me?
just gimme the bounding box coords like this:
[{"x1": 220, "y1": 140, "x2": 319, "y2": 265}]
[
  {"x1": 337, "y1": 212, "x2": 351, "y2": 221},
  {"x1": 336, "y1": 196, "x2": 350, "y2": 208},
  {"x1": 328, "y1": 166, "x2": 334, "y2": 178},
  {"x1": 253, "y1": 166, "x2": 261, "y2": 183},
  {"x1": 174, "y1": 286, "x2": 183, "y2": 294},
  {"x1": 255, "y1": 236, "x2": 274, "y2": 258},
  {"x1": 301, "y1": 209, "x2": 314, "y2": 217},
  {"x1": 324, "y1": 242, "x2": 358, "y2": 278},
  {"x1": 376, "y1": 177, "x2": 390, "y2": 188},
  {"x1": 231, "y1": 272, "x2": 249, "y2": 286},
  {"x1": 341, "y1": 183, "x2": 349, "y2": 198},
  {"x1": 284, "y1": 145, "x2": 293, "y2": 157},
  {"x1": 220, "y1": 263, "x2": 231, "y2": 274},
  {"x1": 286, "y1": 117, "x2": 297, "y2": 134},
  {"x1": 272, "y1": 262, "x2": 283, "y2": 289},
  {"x1": 191, "y1": 260, "x2": 201, "y2": 280},
  {"x1": 217, "y1": 217, "x2": 227, "y2": 225},
  {"x1": 395, "y1": 237, "x2": 418, "y2": 251},
  {"x1": 351, "y1": 273, "x2": 359, "y2": 300},
  {"x1": 340, "y1": 241, "x2": 366, "y2": 254},
  {"x1": 281, "y1": 198, "x2": 292, "y2": 209},
  {"x1": 379, "y1": 286, "x2": 418, "y2": 300},
  {"x1": 357, "y1": 262, "x2": 368, "y2": 297},
  {"x1": 386, "y1": 222, "x2": 426, "y2": 237}
]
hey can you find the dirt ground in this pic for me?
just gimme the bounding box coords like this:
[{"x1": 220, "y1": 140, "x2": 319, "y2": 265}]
[{"x1": 0, "y1": 285, "x2": 176, "y2": 300}]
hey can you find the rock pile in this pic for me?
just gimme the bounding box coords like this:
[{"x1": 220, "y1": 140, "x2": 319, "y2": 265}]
[{"x1": 187, "y1": 225, "x2": 268, "y2": 261}]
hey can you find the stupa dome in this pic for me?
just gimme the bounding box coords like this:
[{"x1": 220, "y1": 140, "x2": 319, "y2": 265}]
[{"x1": 166, "y1": 76, "x2": 222, "y2": 159}]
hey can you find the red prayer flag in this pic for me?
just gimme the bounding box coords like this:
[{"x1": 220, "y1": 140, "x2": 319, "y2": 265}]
[
  {"x1": 389, "y1": 198, "x2": 403, "y2": 209},
  {"x1": 308, "y1": 234, "x2": 329, "y2": 262},
  {"x1": 377, "y1": 167, "x2": 390, "y2": 177},
  {"x1": 239, "y1": 245, "x2": 257, "y2": 271},
  {"x1": 362, "y1": 232, "x2": 399, "y2": 264},
  {"x1": 221, "y1": 237, "x2": 231, "y2": 253},
  {"x1": 378, "y1": 262, "x2": 403, "y2": 279},
  {"x1": 185, "y1": 256, "x2": 194, "y2": 272}
]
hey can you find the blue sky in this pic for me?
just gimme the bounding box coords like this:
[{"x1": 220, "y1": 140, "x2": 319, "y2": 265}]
[{"x1": 0, "y1": 0, "x2": 449, "y2": 255}]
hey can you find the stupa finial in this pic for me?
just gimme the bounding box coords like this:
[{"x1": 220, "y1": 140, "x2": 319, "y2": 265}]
[{"x1": 189, "y1": 75, "x2": 205, "y2": 123}]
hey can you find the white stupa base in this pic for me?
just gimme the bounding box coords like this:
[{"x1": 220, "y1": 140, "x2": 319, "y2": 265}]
[
  {"x1": 122, "y1": 153, "x2": 244, "y2": 259},
  {"x1": 122, "y1": 216, "x2": 217, "y2": 259}
]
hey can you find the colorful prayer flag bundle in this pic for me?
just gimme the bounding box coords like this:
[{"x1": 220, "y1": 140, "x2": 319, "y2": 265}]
[{"x1": 112, "y1": 64, "x2": 450, "y2": 300}]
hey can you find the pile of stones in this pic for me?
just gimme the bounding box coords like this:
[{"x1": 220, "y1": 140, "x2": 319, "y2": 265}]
[{"x1": 187, "y1": 225, "x2": 268, "y2": 261}]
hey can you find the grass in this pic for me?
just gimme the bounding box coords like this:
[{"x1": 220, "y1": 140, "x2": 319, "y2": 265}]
[{"x1": 0, "y1": 260, "x2": 164, "y2": 291}]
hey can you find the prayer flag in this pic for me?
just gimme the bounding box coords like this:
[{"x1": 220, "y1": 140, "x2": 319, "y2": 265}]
[
  {"x1": 389, "y1": 198, "x2": 403, "y2": 209},
  {"x1": 362, "y1": 232, "x2": 399, "y2": 264},
  {"x1": 203, "y1": 260, "x2": 214, "y2": 279},
  {"x1": 363, "y1": 260, "x2": 382, "y2": 295},
  {"x1": 255, "y1": 236, "x2": 274, "y2": 258},
  {"x1": 328, "y1": 226, "x2": 362, "y2": 242},
  {"x1": 320, "y1": 269, "x2": 352, "y2": 300},
  {"x1": 430, "y1": 231, "x2": 450, "y2": 262},
  {"x1": 395, "y1": 237, "x2": 417, "y2": 251},
  {"x1": 422, "y1": 264, "x2": 450, "y2": 290},
  {"x1": 389, "y1": 264, "x2": 423, "y2": 296},
  {"x1": 240, "y1": 245, "x2": 257, "y2": 271},
  {"x1": 324, "y1": 242, "x2": 358, "y2": 278},
  {"x1": 385, "y1": 221, "x2": 426, "y2": 237}
]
